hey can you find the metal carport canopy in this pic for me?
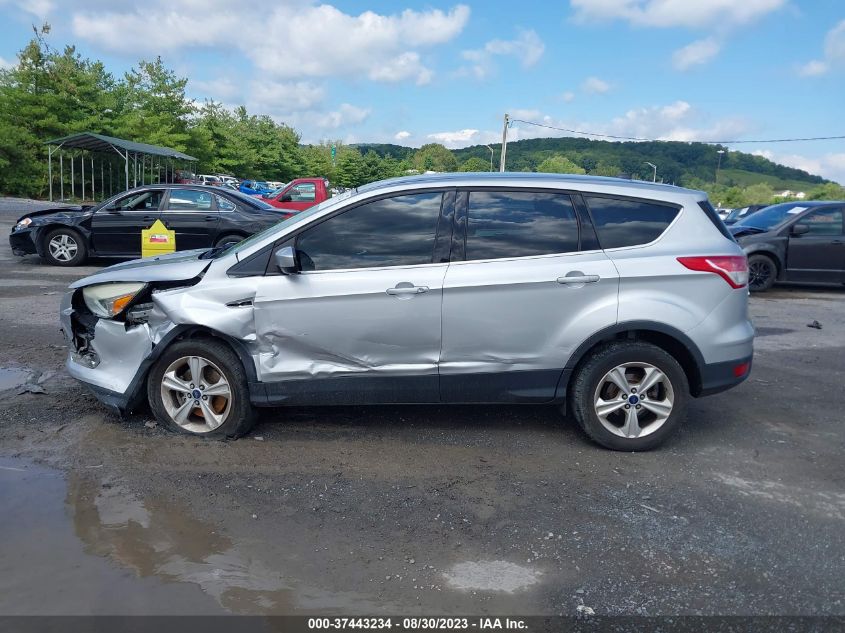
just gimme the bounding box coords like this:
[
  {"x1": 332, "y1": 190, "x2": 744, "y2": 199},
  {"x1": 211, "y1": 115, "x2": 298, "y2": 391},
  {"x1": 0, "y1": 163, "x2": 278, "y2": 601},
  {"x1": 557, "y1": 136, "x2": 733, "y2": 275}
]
[
  {"x1": 43, "y1": 132, "x2": 197, "y2": 201},
  {"x1": 44, "y1": 131, "x2": 197, "y2": 161}
]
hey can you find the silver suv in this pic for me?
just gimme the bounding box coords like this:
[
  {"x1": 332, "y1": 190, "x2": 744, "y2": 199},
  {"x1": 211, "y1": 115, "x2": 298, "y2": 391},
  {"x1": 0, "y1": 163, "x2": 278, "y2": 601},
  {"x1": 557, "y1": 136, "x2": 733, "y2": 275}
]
[{"x1": 60, "y1": 173, "x2": 754, "y2": 450}]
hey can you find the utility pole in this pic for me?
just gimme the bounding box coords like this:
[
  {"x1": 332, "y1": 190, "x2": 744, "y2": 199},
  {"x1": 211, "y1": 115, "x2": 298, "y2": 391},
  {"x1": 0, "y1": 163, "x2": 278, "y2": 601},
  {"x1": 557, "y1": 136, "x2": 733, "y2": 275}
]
[
  {"x1": 499, "y1": 113, "x2": 509, "y2": 172},
  {"x1": 644, "y1": 161, "x2": 657, "y2": 183},
  {"x1": 716, "y1": 149, "x2": 725, "y2": 183},
  {"x1": 484, "y1": 144, "x2": 494, "y2": 172}
]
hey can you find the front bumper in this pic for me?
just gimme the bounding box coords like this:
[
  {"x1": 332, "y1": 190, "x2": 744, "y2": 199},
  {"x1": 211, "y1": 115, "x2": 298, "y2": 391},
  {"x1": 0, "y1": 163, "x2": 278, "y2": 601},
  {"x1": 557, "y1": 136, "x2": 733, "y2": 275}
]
[
  {"x1": 9, "y1": 227, "x2": 38, "y2": 256},
  {"x1": 60, "y1": 290, "x2": 153, "y2": 414}
]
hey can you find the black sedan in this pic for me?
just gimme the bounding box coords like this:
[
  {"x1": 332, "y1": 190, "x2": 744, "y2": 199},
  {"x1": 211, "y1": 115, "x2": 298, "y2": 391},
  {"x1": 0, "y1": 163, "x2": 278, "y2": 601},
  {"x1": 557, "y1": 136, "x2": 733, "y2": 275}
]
[
  {"x1": 10, "y1": 185, "x2": 285, "y2": 266},
  {"x1": 729, "y1": 200, "x2": 845, "y2": 291}
]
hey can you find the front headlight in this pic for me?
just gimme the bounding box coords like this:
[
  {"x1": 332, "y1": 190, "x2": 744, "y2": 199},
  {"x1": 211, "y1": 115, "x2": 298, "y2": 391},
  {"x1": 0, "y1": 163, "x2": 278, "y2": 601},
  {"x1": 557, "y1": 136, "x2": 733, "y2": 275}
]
[
  {"x1": 15, "y1": 218, "x2": 32, "y2": 230},
  {"x1": 82, "y1": 282, "x2": 146, "y2": 318}
]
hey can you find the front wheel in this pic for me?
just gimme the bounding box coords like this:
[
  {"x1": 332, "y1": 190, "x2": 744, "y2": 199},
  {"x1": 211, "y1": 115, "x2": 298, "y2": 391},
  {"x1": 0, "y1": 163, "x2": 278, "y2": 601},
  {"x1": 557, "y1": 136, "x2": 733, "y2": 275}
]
[
  {"x1": 147, "y1": 338, "x2": 256, "y2": 438},
  {"x1": 569, "y1": 342, "x2": 689, "y2": 451},
  {"x1": 43, "y1": 228, "x2": 87, "y2": 266}
]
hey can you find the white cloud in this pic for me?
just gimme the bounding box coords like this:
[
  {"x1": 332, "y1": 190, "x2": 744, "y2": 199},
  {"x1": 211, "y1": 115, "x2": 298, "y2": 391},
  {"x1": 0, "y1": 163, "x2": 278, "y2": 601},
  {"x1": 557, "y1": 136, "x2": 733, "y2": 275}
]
[
  {"x1": 460, "y1": 29, "x2": 544, "y2": 79},
  {"x1": 310, "y1": 103, "x2": 371, "y2": 129},
  {"x1": 247, "y1": 81, "x2": 326, "y2": 113},
  {"x1": 427, "y1": 128, "x2": 481, "y2": 147},
  {"x1": 190, "y1": 77, "x2": 243, "y2": 102},
  {"x1": 0, "y1": 56, "x2": 15, "y2": 70},
  {"x1": 582, "y1": 76, "x2": 611, "y2": 94},
  {"x1": 394, "y1": 131, "x2": 412, "y2": 141},
  {"x1": 0, "y1": 0, "x2": 54, "y2": 18},
  {"x1": 570, "y1": 0, "x2": 786, "y2": 29},
  {"x1": 797, "y1": 19, "x2": 845, "y2": 76},
  {"x1": 798, "y1": 60, "x2": 829, "y2": 77},
  {"x1": 752, "y1": 150, "x2": 845, "y2": 184},
  {"x1": 672, "y1": 37, "x2": 721, "y2": 70},
  {"x1": 561, "y1": 91, "x2": 575, "y2": 102},
  {"x1": 71, "y1": 2, "x2": 470, "y2": 85}
]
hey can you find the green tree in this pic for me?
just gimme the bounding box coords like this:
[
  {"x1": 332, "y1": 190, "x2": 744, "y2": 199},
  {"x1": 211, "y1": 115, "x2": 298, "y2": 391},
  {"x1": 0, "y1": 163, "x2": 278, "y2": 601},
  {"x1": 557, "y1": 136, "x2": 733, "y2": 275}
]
[
  {"x1": 807, "y1": 182, "x2": 845, "y2": 200},
  {"x1": 537, "y1": 155, "x2": 586, "y2": 174},
  {"x1": 459, "y1": 156, "x2": 490, "y2": 172},
  {"x1": 591, "y1": 161, "x2": 622, "y2": 177},
  {"x1": 413, "y1": 143, "x2": 458, "y2": 172}
]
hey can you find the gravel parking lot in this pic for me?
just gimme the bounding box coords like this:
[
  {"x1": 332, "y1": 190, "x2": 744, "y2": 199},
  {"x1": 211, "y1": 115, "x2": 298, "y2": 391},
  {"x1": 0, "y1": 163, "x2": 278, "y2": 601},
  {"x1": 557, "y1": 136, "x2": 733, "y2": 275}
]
[{"x1": 0, "y1": 198, "x2": 843, "y2": 617}]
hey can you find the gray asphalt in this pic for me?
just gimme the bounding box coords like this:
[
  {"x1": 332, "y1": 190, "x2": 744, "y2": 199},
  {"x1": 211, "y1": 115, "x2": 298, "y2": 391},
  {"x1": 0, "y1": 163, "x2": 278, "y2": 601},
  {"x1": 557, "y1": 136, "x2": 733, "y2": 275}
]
[{"x1": 0, "y1": 198, "x2": 843, "y2": 617}]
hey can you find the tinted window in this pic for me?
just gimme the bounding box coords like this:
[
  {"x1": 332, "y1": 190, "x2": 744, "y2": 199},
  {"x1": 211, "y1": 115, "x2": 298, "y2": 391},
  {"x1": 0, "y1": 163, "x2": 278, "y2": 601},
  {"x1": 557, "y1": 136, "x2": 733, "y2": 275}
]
[
  {"x1": 466, "y1": 191, "x2": 578, "y2": 260},
  {"x1": 801, "y1": 208, "x2": 843, "y2": 235},
  {"x1": 734, "y1": 202, "x2": 808, "y2": 229},
  {"x1": 168, "y1": 189, "x2": 213, "y2": 210},
  {"x1": 113, "y1": 190, "x2": 163, "y2": 211},
  {"x1": 297, "y1": 192, "x2": 442, "y2": 271},
  {"x1": 215, "y1": 194, "x2": 236, "y2": 212},
  {"x1": 586, "y1": 196, "x2": 680, "y2": 248}
]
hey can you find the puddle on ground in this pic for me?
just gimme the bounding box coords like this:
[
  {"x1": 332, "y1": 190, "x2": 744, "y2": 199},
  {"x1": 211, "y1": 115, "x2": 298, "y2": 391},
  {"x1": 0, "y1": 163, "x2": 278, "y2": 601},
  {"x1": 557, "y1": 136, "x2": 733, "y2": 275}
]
[
  {"x1": 443, "y1": 560, "x2": 541, "y2": 593},
  {"x1": 0, "y1": 367, "x2": 31, "y2": 391},
  {"x1": 0, "y1": 456, "x2": 392, "y2": 615}
]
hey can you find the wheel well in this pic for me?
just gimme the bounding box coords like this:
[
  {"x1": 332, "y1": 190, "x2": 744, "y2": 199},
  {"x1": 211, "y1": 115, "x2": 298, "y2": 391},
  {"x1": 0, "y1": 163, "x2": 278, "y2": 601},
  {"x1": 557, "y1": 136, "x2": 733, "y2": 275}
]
[
  {"x1": 38, "y1": 224, "x2": 83, "y2": 251},
  {"x1": 747, "y1": 250, "x2": 781, "y2": 275},
  {"x1": 568, "y1": 328, "x2": 703, "y2": 399},
  {"x1": 215, "y1": 232, "x2": 247, "y2": 246}
]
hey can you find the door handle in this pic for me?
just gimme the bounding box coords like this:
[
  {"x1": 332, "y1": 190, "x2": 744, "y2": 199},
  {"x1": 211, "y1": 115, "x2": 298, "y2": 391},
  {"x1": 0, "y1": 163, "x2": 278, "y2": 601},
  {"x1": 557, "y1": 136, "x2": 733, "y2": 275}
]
[
  {"x1": 557, "y1": 274, "x2": 600, "y2": 284},
  {"x1": 204, "y1": 215, "x2": 217, "y2": 222},
  {"x1": 142, "y1": 215, "x2": 156, "y2": 222},
  {"x1": 832, "y1": 240, "x2": 843, "y2": 245},
  {"x1": 386, "y1": 285, "x2": 429, "y2": 296}
]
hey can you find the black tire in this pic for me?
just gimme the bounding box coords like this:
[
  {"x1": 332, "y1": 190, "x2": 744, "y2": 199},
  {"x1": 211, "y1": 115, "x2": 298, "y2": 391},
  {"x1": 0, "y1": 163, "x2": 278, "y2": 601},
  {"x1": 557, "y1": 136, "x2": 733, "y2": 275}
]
[
  {"x1": 747, "y1": 253, "x2": 777, "y2": 292},
  {"x1": 43, "y1": 227, "x2": 87, "y2": 266},
  {"x1": 147, "y1": 338, "x2": 257, "y2": 439},
  {"x1": 215, "y1": 234, "x2": 245, "y2": 249},
  {"x1": 569, "y1": 341, "x2": 689, "y2": 451}
]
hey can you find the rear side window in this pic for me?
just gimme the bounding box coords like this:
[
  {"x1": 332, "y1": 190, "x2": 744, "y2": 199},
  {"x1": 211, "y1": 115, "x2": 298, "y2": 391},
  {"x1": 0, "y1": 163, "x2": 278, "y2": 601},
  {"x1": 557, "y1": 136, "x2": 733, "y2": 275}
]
[
  {"x1": 585, "y1": 196, "x2": 680, "y2": 249},
  {"x1": 466, "y1": 191, "x2": 579, "y2": 260},
  {"x1": 297, "y1": 192, "x2": 442, "y2": 270}
]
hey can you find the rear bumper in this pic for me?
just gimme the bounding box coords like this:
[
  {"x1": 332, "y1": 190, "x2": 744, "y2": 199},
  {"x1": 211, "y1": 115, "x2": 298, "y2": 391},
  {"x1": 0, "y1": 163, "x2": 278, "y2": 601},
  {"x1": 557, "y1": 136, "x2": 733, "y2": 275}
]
[{"x1": 698, "y1": 354, "x2": 753, "y2": 396}]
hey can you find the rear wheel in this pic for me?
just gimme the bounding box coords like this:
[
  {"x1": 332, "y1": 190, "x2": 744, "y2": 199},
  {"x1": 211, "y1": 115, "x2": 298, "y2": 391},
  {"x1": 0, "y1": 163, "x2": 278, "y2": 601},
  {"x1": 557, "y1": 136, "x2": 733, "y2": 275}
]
[
  {"x1": 569, "y1": 341, "x2": 689, "y2": 451},
  {"x1": 748, "y1": 254, "x2": 776, "y2": 292},
  {"x1": 43, "y1": 227, "x2": 87, "y2": 266},
  {"x1": 147, "y1": 339, "x2": 256, "y2": 438}
]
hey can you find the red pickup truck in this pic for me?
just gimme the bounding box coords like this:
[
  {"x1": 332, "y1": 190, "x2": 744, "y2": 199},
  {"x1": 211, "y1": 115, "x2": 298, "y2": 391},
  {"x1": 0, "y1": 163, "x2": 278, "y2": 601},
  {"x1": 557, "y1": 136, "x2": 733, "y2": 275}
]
[{"x1": 263, "y1": 178, "x2": 330, "y2": 216}]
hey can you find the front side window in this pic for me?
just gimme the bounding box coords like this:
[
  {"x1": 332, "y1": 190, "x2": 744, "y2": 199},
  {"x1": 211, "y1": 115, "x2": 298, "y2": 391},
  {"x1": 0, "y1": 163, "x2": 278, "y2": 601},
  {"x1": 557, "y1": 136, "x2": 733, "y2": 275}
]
[
  {"x1": 289, "y1": 183, "x2": 316, "y2": 201},
  {"x1": 297, "y1": 192, "x2": 442, "y2": 271},
  {"x1": 168, "y1": 189, "x2": 214, "y2": 210},
  {"x1": 465, "y1": 191, "x2": 579, "y2": 260},
  {"x1": 800, "y1": 208, "x2": 843, "y2": 236},
  {"x1": 111, "y1": 190, "x2": 163, "y2": 211},
  {"x1": 586, "y1": 196, "x2": 680, "y2": 249}
]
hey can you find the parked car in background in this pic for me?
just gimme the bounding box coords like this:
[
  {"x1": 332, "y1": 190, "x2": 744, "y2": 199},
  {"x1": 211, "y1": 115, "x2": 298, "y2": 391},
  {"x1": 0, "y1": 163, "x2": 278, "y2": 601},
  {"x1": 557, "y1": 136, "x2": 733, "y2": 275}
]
[
  {"x1": 730, "y1": 200, "x2": 845, "y2": 291},
  {"x1": 240, "y1": 180, "x2": 274, "y2": 196},
  {"x1": 10, "y1": 185, "x2": 283, "y2": 266},
  {"x1": 262, "y1": 178, "x2": 330, "y2": 216},
  {"x1": 216, "y1": 175, "x2": 239, "y2": 187},
  {"x1": 59, "y1": 173, "x2": 753, "y2": 451},
  {"x1": 716, "y1": 207, "x2": 732, "y2": 220},
  {"x1": 723, "y1": 204, "x2": 768, "y2": 225},
  {"x1": 198, "y1": 175, "x2": 223, "y2": 187},
  {"x1": 171, "y1": 170, "x2": 198, "y2": 185}
]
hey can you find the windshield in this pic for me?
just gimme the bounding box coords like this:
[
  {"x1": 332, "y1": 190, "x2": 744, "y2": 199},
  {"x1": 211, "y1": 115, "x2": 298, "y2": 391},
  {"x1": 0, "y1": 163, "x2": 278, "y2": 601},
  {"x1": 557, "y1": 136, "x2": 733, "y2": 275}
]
[
  {"x1": 734, "y1": 202, "x2": 809, "y2": 229},
  {"x1": 216, "y1": 189, "x2": 357, "y2": 259}
]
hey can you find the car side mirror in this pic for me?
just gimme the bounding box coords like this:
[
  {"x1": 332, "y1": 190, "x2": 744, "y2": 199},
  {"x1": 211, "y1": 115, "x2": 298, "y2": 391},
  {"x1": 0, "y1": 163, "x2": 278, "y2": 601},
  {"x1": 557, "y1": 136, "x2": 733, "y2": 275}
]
[
  {"x1": 274, "y1": 245, "x2": 299, "y2": 274},
  {"x1": 791, "y1": 224, "x2": 810, "y2": 236},
  {"x1": 280, "y1": 193, "x2": 293, "y2": 202}
]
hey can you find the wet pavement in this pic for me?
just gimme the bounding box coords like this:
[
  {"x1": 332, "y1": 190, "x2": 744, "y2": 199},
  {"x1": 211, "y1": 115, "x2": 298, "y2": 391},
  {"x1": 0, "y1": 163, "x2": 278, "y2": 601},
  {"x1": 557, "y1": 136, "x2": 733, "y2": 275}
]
[{"x1": 0, "y1": 199, "x2": 843, "y2": 616}]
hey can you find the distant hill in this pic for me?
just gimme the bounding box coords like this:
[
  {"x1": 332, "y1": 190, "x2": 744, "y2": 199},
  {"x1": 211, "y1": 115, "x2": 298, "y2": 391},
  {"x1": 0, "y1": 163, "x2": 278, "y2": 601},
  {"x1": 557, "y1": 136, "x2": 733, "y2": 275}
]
[{"x1": 356, "y1": 137, "x2": 827, "y2": 190}]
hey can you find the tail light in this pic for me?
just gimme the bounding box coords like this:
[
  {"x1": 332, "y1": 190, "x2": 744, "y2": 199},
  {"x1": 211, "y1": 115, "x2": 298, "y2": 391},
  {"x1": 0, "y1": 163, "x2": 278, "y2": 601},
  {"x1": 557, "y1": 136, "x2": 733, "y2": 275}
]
[{"x1": 677, "y1": 255, "x2": 748, "y2": 289}]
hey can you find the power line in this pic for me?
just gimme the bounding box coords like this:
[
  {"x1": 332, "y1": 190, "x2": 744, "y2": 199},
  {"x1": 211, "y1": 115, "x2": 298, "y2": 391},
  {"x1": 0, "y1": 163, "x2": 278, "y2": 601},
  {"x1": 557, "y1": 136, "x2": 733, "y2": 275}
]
[{"x1": 508, "y1": 118, "x2": 845, "y2": 145}]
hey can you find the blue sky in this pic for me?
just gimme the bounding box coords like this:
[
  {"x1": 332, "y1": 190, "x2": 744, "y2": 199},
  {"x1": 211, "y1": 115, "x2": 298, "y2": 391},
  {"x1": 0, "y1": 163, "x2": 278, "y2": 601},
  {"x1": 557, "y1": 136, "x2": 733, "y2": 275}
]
[{"x1": 1, "y1": 0, "x2": 843, "y2": 182}]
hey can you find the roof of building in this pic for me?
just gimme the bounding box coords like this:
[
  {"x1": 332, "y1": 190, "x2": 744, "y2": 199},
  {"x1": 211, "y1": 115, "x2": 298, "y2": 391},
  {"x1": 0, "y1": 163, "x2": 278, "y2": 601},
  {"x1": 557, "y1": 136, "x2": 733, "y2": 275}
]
[{"x1": 45, "y1": 131, "x2": 197, "y2": 161}]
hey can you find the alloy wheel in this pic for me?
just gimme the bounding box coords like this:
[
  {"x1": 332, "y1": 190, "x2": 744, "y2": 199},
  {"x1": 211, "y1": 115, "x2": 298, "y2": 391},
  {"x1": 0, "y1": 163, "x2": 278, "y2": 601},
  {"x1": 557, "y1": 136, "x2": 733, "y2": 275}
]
[
  {"x1": 48, "y1": 234, "x2": 78, "y2": 262},
  {"x1": 160, "y1": 355, "x2": 232, "y2": 433},
  {"x1": 593, "y1": 362, "x2": 675, "y2": 439},
  {"x1": 748, "y1": 260, "x2": 773, "y2": 290}
]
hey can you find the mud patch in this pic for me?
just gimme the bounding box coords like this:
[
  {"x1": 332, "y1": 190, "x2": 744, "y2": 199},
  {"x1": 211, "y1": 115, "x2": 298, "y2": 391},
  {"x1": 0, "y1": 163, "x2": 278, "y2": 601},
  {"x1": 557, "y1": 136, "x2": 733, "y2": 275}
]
[
  {"x1": 0, "y1": 367, "x2": 31, "y2": 391},
  {"x1": 443, "y1": 560, "x2": 541, "y2": 593}
]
